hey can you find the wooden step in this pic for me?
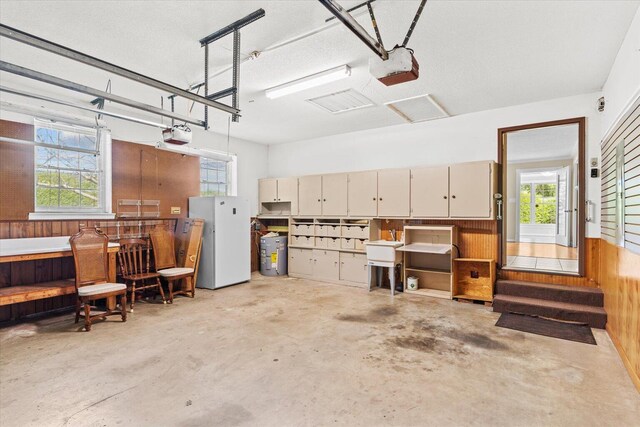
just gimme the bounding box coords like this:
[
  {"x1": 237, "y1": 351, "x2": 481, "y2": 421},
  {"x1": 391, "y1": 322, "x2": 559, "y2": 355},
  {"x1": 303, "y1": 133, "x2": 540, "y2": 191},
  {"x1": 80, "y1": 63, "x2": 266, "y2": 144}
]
[
  {"x1": 496, "y1": 280, "x2": 603, "y2": 307},
  {"x1": 493, "y1": 294, "x2": 607, "y2": 329}
]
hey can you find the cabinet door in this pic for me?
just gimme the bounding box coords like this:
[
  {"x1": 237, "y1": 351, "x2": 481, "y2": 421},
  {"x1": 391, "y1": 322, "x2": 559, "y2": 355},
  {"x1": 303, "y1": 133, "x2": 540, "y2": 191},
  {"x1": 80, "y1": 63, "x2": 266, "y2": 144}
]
[
  {"x1": 277, "y1": 177, "x2": 299, "y2": 214},
  {"x1": 378, "y1": 169, "x2": 410, "y2": 217},
  {"x1": 259, "y1": 178, "x2": 278, "y2": 203},
  {"x1": 298, "y1": 175, "x2": 322, "y2": 216},
  {"x1": 312, "y1": 249, "x2": 339, "y2": 281},
  {"x1": 322, "y1": 173, "x2": 348, "y2": 216},
  {"x1": 339, "y1": 252, "x2": 368, "y2": 285},
  {"x1": 348, "y1": 171, "x2": 378, "y2": 217},
  {"x1": 289, "y1": 248, "x2": 312, "y2": 276},
  {"x1": 449, "y1": 162, "x2": 491, "y2": 218},
  {"x1": 411, "y1": 166, "x2": 449, "y2": 217}
]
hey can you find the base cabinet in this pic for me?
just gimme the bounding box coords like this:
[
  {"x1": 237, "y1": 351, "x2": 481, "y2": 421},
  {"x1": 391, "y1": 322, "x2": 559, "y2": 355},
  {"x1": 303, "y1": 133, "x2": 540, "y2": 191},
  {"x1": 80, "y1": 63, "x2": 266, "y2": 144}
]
[
  {"x1": 312, "y1": 249, "x2": 339, "y2": 281},
  {"x1": 289, "y1": 248, "x2": 313, "y2": 276},
  {"x1": 339, "y1": 252, "x2": 368, "y2": 285}
]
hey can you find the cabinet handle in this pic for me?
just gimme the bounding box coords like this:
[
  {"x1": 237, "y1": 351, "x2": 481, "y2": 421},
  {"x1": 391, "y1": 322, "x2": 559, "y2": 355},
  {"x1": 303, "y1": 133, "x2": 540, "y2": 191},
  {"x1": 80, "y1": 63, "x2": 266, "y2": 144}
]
[
  {"x1": 451, "y1": 195, "x2": 456, "y2": 199},
  {"x1": 318, "y1": 199, "x2": 321, "y2": 202},
  {"x1": 379, "y1": 198, "x2": 383, "y2": 201},
  {"x1": 372, "y1": 197, "x2": 376, "y2": 201},
  {"x1": 443, "y1": 196, "x2": 447, "y2": 199},
  {"x1": 323, "y1": 199, "x2": 326, "y2": 202},
  {"x1": 273, "y1": 198, "x2": 277, "y2": 201}
]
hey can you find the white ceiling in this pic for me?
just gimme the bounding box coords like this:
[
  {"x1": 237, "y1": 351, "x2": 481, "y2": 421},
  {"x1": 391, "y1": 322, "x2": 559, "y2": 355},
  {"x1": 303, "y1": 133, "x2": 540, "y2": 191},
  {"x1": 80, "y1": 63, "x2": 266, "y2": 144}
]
[
  {"x1": 0, "y1": 0, "x2": 638, "y2": 145},
  {"x1": 507, "y1": 123, "x2": 579, "y2": 163}
]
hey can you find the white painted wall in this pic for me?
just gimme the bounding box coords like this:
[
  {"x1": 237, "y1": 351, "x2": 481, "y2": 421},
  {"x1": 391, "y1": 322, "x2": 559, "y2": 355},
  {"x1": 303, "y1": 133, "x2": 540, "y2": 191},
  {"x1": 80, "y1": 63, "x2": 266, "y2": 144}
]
[
  {"x1": 601, "y1": 6, "x2": 640, "y2": 138},
  {"x1": 1, "y1": 108, "x2": 269, "y2": 216},
  {"x1": 268, "y1": 92, "x2": 603, "y2": 237}
]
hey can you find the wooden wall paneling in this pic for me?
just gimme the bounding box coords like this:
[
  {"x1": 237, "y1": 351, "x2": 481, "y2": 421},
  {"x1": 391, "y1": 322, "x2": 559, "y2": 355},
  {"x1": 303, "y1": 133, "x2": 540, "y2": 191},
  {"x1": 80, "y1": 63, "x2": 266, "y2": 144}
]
[
  {"x1": 10, "y1": 221, "x2": 35, "y2": 238},
  {"x1": 140, "y1": 147, "x2": 159, "y2": 216},
  {"x1": 156, "y1": 148, "x2": 199, "y2": 218},
  {"x1": 0, "y1": 222, "x2": 10, "y2": 239},
  {"x1": 600, "y1": 239, "x2": 640, "y2": 391},
  {"x1": 111, "y1": 139, "x2": 144, "y2": 213},
  {"x1": 0, "y1": 120, "x2": 35, "y2": 220}
]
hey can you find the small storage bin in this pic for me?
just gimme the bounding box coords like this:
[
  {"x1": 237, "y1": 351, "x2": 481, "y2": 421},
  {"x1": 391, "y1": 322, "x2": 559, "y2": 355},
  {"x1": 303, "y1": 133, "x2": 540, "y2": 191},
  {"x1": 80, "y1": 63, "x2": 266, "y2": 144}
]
[
  {"x1": 342, "y1": 226, "x2": 369, "y2": 239},
  {"x1": 327, "y1": 238, "x2": 341, "y2": 250},
  {"x1": 291, "y1": 235, "x2": 313, "y2": 246},
  {"x1": 315, "y1": 237, "x2": 328, "y2": 248},
  {"x1": 341, "y1": 238, "x2": 355, "y2": 250},
  {"x1": 326, "y1": 225, "x2": 341, "y2": 237},
  {"x1": 355, "y1": 239, "x2": 367, "y2": 251},
  {"x1": 315, "y1": 225, "x2": 328, "y2": 237}
]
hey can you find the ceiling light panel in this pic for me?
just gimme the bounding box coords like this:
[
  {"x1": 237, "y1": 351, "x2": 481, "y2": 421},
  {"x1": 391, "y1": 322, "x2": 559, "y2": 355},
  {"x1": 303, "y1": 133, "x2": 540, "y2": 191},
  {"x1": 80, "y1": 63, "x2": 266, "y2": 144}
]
[
  {"x1": 306, "y1": 89, "x2": 374, "y2": 114},
  {"x1": 265, "y1": 65, "x2": 351, "y2": 99},
  {"x1": 385, "y1": 94, "x2": 449, "y2": 123}
]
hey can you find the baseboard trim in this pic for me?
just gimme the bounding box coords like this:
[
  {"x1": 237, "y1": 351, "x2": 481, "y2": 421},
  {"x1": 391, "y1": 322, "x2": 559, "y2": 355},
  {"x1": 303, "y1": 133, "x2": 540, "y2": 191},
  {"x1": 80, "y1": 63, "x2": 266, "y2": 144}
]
[{"x1": 606, "y1": 324, "x2": 640, "y2": 393}]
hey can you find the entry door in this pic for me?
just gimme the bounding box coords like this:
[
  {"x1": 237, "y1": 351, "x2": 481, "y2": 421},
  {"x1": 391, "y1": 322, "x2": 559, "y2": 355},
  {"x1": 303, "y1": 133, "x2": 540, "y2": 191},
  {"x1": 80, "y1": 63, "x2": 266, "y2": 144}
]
[{"x1": 555, "y1": 166, "x2": 570, "y2": 247}]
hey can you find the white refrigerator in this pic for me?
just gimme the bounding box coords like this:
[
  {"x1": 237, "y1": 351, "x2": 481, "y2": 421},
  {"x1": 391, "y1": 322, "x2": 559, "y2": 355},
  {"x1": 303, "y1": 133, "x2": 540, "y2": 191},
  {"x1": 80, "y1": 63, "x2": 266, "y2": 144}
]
[{"x1": 188, "y1": 196, "x2": 250, "y2": 289}]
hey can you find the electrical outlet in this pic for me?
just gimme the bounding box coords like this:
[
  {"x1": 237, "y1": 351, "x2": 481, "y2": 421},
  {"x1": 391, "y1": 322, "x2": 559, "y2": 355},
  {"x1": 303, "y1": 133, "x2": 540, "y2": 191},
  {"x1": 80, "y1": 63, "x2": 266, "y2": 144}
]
[{"x1": 171, "y1": 207, "x2": 181, "y2": 214}]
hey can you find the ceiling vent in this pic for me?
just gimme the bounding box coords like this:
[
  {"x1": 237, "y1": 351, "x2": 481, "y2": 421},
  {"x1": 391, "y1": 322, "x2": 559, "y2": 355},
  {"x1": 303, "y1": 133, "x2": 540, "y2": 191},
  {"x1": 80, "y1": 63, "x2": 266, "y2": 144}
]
[
  {"x1": 306, "y1": 89, "x2": 374, "y2": 114},
  {"x1": 385, "y1": 94, "x2": 449, "y2": 123}
]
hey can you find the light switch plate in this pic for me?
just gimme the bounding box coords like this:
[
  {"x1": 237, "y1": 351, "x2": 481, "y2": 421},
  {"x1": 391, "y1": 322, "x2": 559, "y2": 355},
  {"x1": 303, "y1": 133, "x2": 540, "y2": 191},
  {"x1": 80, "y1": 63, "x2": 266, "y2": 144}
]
[
  {"x1": 590, "y1": 157, "x2": 598, "y2": 167},
  {"x1": 171, "y1": 207, "x2": 181, "y2": 214}
]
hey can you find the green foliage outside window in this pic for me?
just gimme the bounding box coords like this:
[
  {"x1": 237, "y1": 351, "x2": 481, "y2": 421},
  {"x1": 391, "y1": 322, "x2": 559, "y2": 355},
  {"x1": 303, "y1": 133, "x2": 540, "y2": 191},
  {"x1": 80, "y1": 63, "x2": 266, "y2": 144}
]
[
  {"x1": 34, "y1": 124, "x2": 100, "y2": 210},
  {"x1": 520, "y1": 182, "x2": 557, "y2": 225}
]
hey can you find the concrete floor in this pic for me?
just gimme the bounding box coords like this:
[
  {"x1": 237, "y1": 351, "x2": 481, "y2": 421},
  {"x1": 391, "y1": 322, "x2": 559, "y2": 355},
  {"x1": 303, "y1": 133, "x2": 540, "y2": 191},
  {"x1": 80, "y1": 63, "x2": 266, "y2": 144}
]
[{"x1": 1, "y1": 273, "x2": 638, "y2": 427}]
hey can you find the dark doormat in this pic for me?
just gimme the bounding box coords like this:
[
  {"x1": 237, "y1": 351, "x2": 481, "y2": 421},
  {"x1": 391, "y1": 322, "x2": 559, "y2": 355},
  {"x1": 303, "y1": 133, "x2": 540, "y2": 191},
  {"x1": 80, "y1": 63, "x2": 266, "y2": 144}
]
[{"x1": 495, "y1": 313, "x2": 596, "y2": 345}]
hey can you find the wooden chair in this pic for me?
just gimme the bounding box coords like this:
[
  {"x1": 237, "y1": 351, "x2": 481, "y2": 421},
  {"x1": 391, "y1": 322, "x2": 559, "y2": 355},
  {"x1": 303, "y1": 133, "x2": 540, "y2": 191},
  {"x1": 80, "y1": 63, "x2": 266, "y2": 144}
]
[
  {"x1": 117, "y1": 238, "x2": 166, "y2": 311},
  {"x1": 149, "y1": 227, "x2": 195, "y2": 303},
  {"x1": 69, "y1": 228, "x2": 127, "y2": 331}
]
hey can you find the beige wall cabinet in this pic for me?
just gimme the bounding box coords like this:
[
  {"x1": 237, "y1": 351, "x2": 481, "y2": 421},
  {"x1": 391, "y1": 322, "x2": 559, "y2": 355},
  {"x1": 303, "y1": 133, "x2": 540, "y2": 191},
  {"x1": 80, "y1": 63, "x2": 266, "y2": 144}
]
[
  {"x1": 378, "y1": 169, "x2": 410, "y2": 217},
  {"x1": 298, "y1": 175, "x2": 323, "y2": 216},
  {"x1": 322, "y1": 174, "x2": 348, "y2": 216},
  {"x1": 348, "y1": 171, "x2": 378, "y2": 217},
  {"x1": 312, "y1": 249, "x2": 339, "y2": 281},
  {"x1": 277, "y1": 177, "x2": 299, "y2": 214},
  {"x1": 411, "y1": 166, "x2": 449, "y2": 217},
  {"x1": 339, "y1": 252, "x2": 368, "y2": 285},
  {"x1": 259, "y1": 178, "x2": 278, "y2": 203},
  {"x1": 258, "y1": 177, "x2": 299, "y2": 215},
  {"x1": 289, "y1": 248, "x2": 313, "y2": 276},
  {"x1": 449, "y1": 162, "x2": 493, "y2": 218}
]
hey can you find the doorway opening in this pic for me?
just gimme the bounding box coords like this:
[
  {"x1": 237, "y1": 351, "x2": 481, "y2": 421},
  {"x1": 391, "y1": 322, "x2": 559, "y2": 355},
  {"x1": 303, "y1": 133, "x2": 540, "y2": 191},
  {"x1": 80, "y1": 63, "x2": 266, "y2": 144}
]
[{"x1": 498, "y1": 118, "x2": 585, "y2": 275}]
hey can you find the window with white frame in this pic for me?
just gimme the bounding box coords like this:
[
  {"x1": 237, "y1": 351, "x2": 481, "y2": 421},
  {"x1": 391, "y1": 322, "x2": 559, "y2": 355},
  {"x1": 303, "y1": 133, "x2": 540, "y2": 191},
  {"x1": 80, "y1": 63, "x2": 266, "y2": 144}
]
[
  {"x1": 200, "y1": 156, "x2": 234, "y2": 196},
  {"x1": 33, "y1": 119, "x2": 111, "y2": 215}
]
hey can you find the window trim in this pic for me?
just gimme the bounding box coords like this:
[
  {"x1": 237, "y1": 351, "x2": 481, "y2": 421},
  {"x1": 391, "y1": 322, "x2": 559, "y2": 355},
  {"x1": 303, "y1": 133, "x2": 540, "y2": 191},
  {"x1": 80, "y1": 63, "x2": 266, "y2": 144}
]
[
  {"x1": 28, "y1": 119, "x2": 114, "y2": 220},
  {"x1": 199, "y1": 152, "x2": 237, "y2": 197}
]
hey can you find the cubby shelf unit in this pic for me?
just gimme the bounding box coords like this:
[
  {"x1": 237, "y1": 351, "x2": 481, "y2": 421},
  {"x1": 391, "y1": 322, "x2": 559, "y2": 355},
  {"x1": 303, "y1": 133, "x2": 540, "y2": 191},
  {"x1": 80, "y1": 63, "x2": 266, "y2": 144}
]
[
  {"x1": 287, "y1": 218, "x2": 380, "y2": 288},
  {"x1": 399, "y1": 225, "x2": 458, "y2": 299}
]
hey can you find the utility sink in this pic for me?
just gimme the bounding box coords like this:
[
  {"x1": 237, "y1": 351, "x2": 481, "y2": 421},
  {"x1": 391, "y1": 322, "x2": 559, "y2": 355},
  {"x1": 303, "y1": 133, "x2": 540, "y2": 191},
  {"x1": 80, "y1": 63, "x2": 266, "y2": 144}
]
[{"x1": 365, "y1": 240, "x2": 404, "y2": 264}]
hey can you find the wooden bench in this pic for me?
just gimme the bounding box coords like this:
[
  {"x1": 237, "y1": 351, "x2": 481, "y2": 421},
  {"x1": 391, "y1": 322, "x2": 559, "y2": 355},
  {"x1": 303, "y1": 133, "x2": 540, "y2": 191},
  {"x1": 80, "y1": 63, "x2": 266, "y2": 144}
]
[{"x1": 0, "y1": 279, "x2": 76, "y2": 306}]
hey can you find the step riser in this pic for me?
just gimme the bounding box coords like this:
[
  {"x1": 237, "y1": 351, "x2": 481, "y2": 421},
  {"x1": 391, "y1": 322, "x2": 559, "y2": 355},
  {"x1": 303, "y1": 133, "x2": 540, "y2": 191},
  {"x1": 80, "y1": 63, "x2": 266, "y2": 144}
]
[
  {"x1": 493, "y1": 299, "x2": 607, "y2": 329},
  {"x1": 496, "y1": 282, "x2": 603, "y2": 307}
]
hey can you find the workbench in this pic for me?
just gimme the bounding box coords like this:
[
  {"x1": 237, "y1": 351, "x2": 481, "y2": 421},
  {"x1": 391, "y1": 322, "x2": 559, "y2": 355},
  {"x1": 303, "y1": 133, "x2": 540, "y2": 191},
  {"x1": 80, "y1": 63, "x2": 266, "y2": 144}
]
[{"x1": 0, "y1": 237, "x2": 119, "y2": 307}]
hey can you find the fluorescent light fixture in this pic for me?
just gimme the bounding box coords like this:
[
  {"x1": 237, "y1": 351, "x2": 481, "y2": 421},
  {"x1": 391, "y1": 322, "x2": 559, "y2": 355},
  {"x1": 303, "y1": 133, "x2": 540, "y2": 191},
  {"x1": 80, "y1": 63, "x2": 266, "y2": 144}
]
[{"x1": 265, "y1": 65, "x2": 351, "y2": 99}]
